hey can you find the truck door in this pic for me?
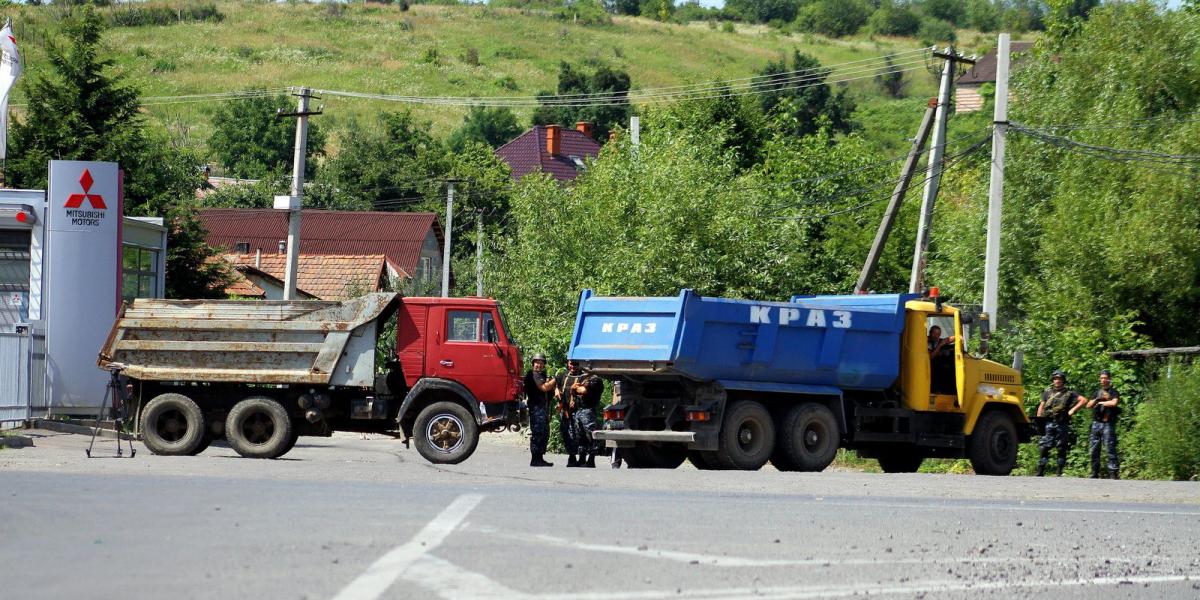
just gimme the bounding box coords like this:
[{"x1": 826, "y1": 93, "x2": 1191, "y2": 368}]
[{"x1": 429, "y1": 307, "x2": 509, "y2": 402}]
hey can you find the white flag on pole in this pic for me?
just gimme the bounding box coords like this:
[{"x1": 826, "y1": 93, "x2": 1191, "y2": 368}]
[{"x1": 0, "y1": 18, "x2": 22, "y2": 161}]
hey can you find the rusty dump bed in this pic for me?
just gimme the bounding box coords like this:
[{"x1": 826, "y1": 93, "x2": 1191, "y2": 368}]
[{"x1": 97, "y1": 293, "x2": 400, "y2": 386}]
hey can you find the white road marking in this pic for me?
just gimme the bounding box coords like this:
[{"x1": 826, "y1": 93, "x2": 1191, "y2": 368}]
[
  {"x1": 406, "y1": 554, "x2": 533, "y2": 599},
  {"x1": 331, "y1": 494, "x2": 484, "y2": 600},
  {"x1": 478, "y1": 528, "x2": 1027, "y2": 568},
  {"x1": 537, "y1": 574, "x2": 1200, "y2": 600}
]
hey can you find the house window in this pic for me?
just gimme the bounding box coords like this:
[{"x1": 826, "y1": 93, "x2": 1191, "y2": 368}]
[
  {"x1": 234, "y1": 242, "x2": 250, "y2": 253},
  {"x1": 122, "y1": 245, "x2": 159, "y2": 302},
  {"x1": 420, "y1": 256, "x2": 432, "y2": 283},
  {"x1": 0, "y1": 230, "x2": 31, "y2": 294}
]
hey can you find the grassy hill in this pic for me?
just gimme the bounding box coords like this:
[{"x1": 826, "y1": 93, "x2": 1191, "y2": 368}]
[{"x1": 4, "y1": 1, "x2": 1024, "y2": 152}]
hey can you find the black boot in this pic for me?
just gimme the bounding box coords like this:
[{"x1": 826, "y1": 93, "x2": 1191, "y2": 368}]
[
  {"x1": 585, "y1": 455, "x2": 596, "y2": 468},
  {"x1": 1036, "y1": 464, "x2": 1046, "y2": 477},
  {"x1": 1056, "y1": 465, "x2": 1064, "y2": 477},
  {"x1": 566, "y1": 455, "x2": 579, "y2": 467},
  {"x1": 531, "y1": 454, "x2": 553, "y2": 467},
  {"x1": 1110, "y1": 470, "x2": 1119, "y2": 480},
  {"x1": 1090, "y1": 469, "x2": 1100, "y2": 479}
]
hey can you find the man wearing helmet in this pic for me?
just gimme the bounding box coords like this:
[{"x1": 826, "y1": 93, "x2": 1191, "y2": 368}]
[{"x1": 1035, "y1": 370, "x2": 1087, "y2": 476}]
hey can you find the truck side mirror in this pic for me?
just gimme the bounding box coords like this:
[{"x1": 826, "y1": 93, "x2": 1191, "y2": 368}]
[
  {"x1": 979, "y1": 313, "x2": 991, "y2": 357},
  {"x1": 486, "y1": 319, "x2": 498, "y2": 344}
]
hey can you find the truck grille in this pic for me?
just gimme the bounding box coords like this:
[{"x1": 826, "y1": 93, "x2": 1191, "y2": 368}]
[{"x1": 983, "y1": 373, "x2": 1018, "y2": 384}]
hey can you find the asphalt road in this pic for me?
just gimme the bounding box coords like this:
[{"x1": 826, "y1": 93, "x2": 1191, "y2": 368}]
[{"x1": 3, "y1": 429, "x2": 1199, "y2": 600}]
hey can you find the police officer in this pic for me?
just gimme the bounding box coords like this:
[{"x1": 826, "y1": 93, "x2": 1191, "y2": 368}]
[
  {"x1": 555, "y1": 361, "x2": 581, "y2": 467},
  {"x1": 557, "y1": 360, "x2": 603, "y2": 468},
  {"x1": 1087, "y1": 369, "x2": 1121, "y2": 479},
  {"x1": 1036, "y1": 370, "x2": 1086, "y2": 477},
  {"x1": 523, "y1": 353, "x2": 555, "y2": 467}
]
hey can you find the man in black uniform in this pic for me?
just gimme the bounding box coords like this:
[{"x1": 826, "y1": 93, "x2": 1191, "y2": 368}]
[
  {"x1": 1087, "y1": 369, "x2": 1121, "y2": 479},
  {"x1": 927, "y1": 325, "x2": 955, "y2": 394},
  {"x1": 1036, "y1": 370, "x2": 1086, "y2": 477},
  {"x1": 557, "y1": 360, "x2": 603, "y2": 468},
  {"x1": 523, "y1": 353, "x2": 555, "y2": 467}
]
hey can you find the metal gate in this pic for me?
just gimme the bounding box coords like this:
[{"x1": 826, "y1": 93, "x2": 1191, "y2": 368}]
[{"x1": 0, "y1": 328, "x2": 31, "y2": 423}]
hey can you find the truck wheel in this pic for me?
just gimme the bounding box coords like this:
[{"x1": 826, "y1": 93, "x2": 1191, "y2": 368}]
[
  {"x1": 688, "y1": 451, "x2": 722, "y2": 470},
  {"x1": 225, "y1": 396, "x2": 294, "y2": 459},
  {"x1": 626, "y1": 443, "x2": 687, "y2": 469},
  {"x1": 780, "y1": 403, "x2": 840, "y2": 472},
  {"x1": 141, "y1": 393, "x2": 206, "y2": 456},
  {"x1": 877, "y1": 448, "x2": 924, "y2": 473},
  {"x1": 187, "y1": 432, "x2": 213, "y2": 456},
  {"x1": 969, "y1": 410, "x2": 1018, "y2": 476},
  {"x1": 715, "y1": 401, "x2": 775, "y2": 471},
  {"x1": 414, "y1": 401, "x2": 479, "y2": 465}
]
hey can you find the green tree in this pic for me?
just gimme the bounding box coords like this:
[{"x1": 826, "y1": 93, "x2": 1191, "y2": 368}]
[
  {"x1": 796, "y1": 0, "x2": 872, "y2": 37},
  {"x1": 310, "y1": 111, "x2": 449, "y2": 211},
  {"x1": 6, "y1": 5, "x2": 228, "y2": 298},
  {"x1": 447, "y1": 107, "x2": 523, "y2": 151},
  {"x1": 867, "y1": 0, "x2": 922, "y2": 36},
  {"x1": 918, "y1": 0, "x2": 965, "y2": 25},
  {"x1": 724, "y1": 0, "x2": 801, "y2": 23},
  {"x1": 208, "y1": 92, "x2": 326, "y2": 180},
  {"x1": 532, "y1": 61, "x2": 631, "y2": 143},
  {"x1": 757, "y1": 50, "x2": 855, "y2": 139}
]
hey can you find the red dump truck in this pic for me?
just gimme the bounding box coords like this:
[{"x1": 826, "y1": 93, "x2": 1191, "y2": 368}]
[{"x1": 98, "y1": 293, "x2": 524, "y2": 463}]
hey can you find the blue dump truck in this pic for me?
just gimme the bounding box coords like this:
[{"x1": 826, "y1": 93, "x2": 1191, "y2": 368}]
[{"x1": 572, "y1": 289, "x2": 1032, "y2": 474}]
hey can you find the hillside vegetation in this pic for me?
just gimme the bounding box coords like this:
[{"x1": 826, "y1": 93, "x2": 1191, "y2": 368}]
[{"x1": 4, "y1": 1, "x2": 1020, "y2": 150}]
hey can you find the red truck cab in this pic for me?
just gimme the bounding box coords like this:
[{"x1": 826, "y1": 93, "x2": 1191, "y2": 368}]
[{"x1": 393, "y1": 297, "x2": 523, "y2": 463}]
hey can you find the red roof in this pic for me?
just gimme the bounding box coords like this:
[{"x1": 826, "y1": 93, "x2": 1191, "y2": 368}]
[
  {"x1": 495, "y1": 125, "x2": 602, "y2": 182},
  {"x1": 198, "y1": 209, "x2": 441, "y2": 277},
  {"x1": 221, "y1": 253, "x2": 387, "y2": 300},
  {"x1": 957, "y1": 41, "x2": 1035, "y2": 84}
]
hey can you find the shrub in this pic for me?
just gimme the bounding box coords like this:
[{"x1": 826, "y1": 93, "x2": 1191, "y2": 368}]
[
  {"x1": 494, "y1": 75, "x2": 519, "y2": 91},
  {"x1": 421, "y1": 47, "x2": 440, "y2": 65},
  {"x1": 867, "y1": 1, "x2": 921, "y2": 36},
  {"x1": 105, "y1": 3, "x2": 224, "y2": 27},
  {"x1": 918, "y1": 16, "x2": 956, "y2": 45},
  {"x1": 795, "y1": 0, "x2": 871, "y2": 38},
  {"x1": 462, "y1": 47, "x2": 480, "y2": 67},
  {"x1": 721, "y1": 20, "x2": 736, "y2": 33},
  {"x1": 1130, "y1": 362, "x2": 1200, "y2": 480}
]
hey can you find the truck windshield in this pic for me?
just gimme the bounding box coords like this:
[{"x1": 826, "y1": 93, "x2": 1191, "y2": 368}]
[{"x1": 496, "y1": 303, "x2": 516, "y2": 347}]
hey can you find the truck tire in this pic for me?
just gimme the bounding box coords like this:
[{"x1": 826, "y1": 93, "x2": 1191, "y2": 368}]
[
  {"x1": 969, "y1": 410, "x2": 1019, "y2": 476},
  {"x1": 625, "y1": 442, "x2": 687, "y2": 469},
  {"x1": 141, "y1": 393, "x2": 206, "y2": 456},
  {"x1": 688, "y1": 450, "x2": 722, "y2": 470},
  {"x1": 877, "y1": 448, "x2": 924, "y2": 473},
  {"x1": 187, "y1": 432, "x2": 213, "y2": 456},
  {"x1": 225, "y1": 396, "x2": 294, "y2": 459},
  {"x1": 715, "y1": 401, "x2": 775, "y2": 471},
  {"x1": 779, "y1": 403, "x2": 840, "y2": 472},
  {"x1": 414, "y1": 401, "x2": 479, "y2": 464}
]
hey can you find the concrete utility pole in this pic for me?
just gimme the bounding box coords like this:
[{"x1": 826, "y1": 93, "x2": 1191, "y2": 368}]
[
  {"x1": 276, "y1": 87, "x2": 321, "y2": 301},
  {"x1": 909, "y1": 49, "x2": 972, "y2": 294},
  {"x1": 441, "y1": 182, "x2": 455, "y2": 297},
  {"x1": 982, "y1": 34, "x2": 1011, "y2": 322},
  {"x1": 475, "y1": 210, "x2": 484, "y2": 297},
  {"x1": 630, "y1": 116, "x2": 640, "y2": 158},
  {"x1": 855, "y1": 102, "x2": 937, "y2": 294}
]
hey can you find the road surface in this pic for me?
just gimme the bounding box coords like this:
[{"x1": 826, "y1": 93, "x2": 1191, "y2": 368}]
[{"x1": 2, "y1": 429, "x2": 1198, "y2": 599}]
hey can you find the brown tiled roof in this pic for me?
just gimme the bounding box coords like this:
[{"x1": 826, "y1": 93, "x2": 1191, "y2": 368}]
[
  {"x1": 199, "y1": 209, "x2": 439, "y2": 277},
  {"x1": 495, "y1": 126, "x2": 602, "y2": 182},
  {"x1": 221, "y1": 253, "x2": 387, "y2": 300},
  {"x1": 957, "y1": 41, "x2": 1035, "y2": 84}
]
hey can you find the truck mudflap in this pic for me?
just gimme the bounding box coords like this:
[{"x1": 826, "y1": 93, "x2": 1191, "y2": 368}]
[{"x1": 594, "y1": 430, "x2": 696, "y2": 447}]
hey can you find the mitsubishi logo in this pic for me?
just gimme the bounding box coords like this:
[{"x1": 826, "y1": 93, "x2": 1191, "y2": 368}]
[{"x1": 63, "y1": 169, "x2": 107, "y2": 209}]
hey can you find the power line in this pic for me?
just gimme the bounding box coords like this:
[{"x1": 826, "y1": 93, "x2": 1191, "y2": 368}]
[{"x1": 1010, "y1": 122, "x2": 1200, "y2": 169}]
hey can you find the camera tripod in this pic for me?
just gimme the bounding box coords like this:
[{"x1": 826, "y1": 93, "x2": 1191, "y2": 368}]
[{"x1": 85, "y1": 363, "x2": 136, "y2": 458}]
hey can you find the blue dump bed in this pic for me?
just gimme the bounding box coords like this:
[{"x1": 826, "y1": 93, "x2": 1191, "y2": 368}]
[{"x1": 569, "y1": 290, "x2": 916, "y2": 392}]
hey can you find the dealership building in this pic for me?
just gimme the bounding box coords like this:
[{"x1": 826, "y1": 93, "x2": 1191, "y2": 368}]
[{"x1": 1, "y1": 161, "x2": 167, "y2": 423}]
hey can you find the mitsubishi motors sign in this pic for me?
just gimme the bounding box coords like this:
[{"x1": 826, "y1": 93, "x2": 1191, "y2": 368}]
[{"x1": 46, "y1": 160, "x2": 121, "y2": 409}]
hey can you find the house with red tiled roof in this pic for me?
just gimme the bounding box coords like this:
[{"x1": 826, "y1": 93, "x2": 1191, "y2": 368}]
[
  {"x1": 198, "y1": 209, "x2": 445, "y2": 293},
  {"x1": 495, "y1": 122, "x2": 602, "y2": 182},
  {"x1": 956, "y1": 41, "x2": 1034, "y2": 113},
  {"x1": 220, "y1": 253, "x2": 388, "y2": 300}
]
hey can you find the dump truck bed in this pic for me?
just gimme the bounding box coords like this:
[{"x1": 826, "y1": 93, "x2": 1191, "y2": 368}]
[
  {"x1": 97, "y1": 293, "x2": 400, "y2": 386},
  {"x1": 569, "y1": 290, "x2": 915, "y2": 391}
]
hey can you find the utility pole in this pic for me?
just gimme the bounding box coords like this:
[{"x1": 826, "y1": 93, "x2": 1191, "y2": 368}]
[
  {"x1": 908, "y1": 49, "x2": 972, "y2": 294},
  {"x1": 275, "y1": 87, "x2": 321, "y2": 301},
  {"x1": 630, "y1": 116, "x2": 640, "y2": 158},
  {"x1": 441, "y1": 182, "x2": 455, "y2": 297},
  {"x1": 855, "y1": 101, "x2": 937, "y2": 294},
  {"x1": 982, "y1": 33, "x2": 1010, "y2": 322},
  {"x1": 475, "y1": 210, "x2": 484, "y2": 297}
]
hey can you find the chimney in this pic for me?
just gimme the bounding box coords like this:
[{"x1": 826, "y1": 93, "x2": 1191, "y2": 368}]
[
  {"x1": 277, "y1": 240, "x2": 286, "y2": 254},
  {"x1": 545, "y1": 125, "x2": 561, "y2": 156},
  {"x1": 608, "y1": 130, "x2": 617, "y2": 143},
  {"x1": 575, "y1": 121, "x2": 593, "y2": 138},
  {"x1": 255, "y1": 248, "x2": 261, "y2": 269}
]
